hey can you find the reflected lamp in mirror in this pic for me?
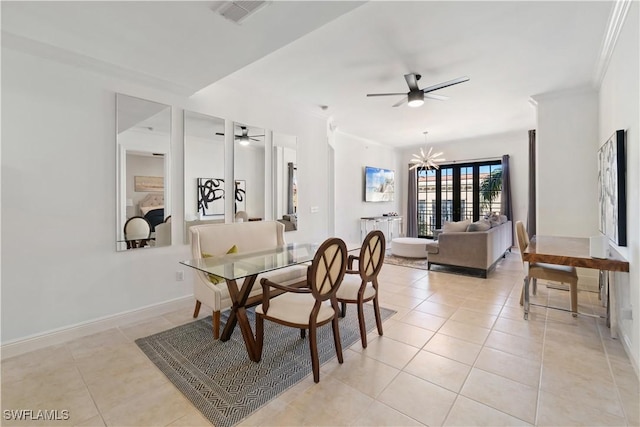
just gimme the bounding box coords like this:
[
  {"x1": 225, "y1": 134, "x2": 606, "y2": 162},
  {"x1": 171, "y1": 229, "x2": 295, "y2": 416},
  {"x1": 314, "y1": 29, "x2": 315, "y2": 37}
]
[{"x1": 116, "y1": 93, "x2": 172, "y2": 251}]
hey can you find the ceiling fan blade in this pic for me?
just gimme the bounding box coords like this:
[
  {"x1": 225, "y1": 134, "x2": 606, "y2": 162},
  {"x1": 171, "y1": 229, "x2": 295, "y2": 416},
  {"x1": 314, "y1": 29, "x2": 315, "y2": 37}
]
[
  {"x1": 425, "y1": 93, "x2": 449, "y2": 101},
  {"x1": 422, "y1": 76, "x2": 470, "y2": 94},
  {"x1": 392, "y1": 97, "x2": 408, "y2": 107},
  {"x1": 215, "y1": 132, "x2": 225, "y2": 136},
  {"x1": 404, "y1": 73, "x2": 420, "y2": 91},
  {"x1": 250, "y1": 134, "x2": 265, "y2": 138},
  {"x1": 366, "y1": 93, "x2": 407, "y2": 97},
  {"x1": 249, "y1": 137, "x2": 261, "y2": 141}
]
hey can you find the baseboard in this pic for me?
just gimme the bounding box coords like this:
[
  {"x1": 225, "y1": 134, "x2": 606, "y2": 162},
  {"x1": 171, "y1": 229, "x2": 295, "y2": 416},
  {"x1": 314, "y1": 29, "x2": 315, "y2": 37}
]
[{"x1": 1, "y1": 295, "x2": 194, "y2": 360}]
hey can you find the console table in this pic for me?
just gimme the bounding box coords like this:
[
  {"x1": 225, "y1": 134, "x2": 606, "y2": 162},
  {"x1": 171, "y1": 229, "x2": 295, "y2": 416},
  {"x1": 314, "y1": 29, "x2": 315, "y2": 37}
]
[
  {"x1": 522, "y1": 235, "x2": 629, "y2": 336},
  {"x1": 360, "y1": 216, "x2": 403, "y2": 243}
]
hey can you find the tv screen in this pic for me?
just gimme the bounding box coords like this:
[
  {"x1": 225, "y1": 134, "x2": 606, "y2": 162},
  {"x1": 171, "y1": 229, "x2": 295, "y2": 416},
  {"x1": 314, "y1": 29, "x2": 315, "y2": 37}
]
[{"x1": 364, "y1": 166, "x2": 395, "y2": 202}]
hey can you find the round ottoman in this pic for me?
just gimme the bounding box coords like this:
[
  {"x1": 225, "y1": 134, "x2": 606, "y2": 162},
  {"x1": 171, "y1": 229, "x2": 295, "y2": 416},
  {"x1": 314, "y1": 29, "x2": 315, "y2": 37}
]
[{"x1": 391, "y1": 237, "x2": 429, "y2": 258}]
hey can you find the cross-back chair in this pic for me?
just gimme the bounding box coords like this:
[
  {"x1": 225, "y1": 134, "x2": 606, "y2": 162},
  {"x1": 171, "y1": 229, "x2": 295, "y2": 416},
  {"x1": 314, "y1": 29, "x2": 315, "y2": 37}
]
[
  {"x1": 256, "y1": 237, "x2": 348, "y2": 383},
  {"x1": 336, "y1": 230, "x2": 385, "y2": 348}
]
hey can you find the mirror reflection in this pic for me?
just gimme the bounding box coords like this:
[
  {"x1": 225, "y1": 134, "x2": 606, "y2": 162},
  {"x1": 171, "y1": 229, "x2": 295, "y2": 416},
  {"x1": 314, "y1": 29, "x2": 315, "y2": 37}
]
[
  {"x1": 184, "y1": 111, "x2": 226, "y2": 242},
  {"x1": 116, "y1": 94, "x2": 171, "y2": 251},
  {"x1": 234, "y1": 122, "x2": 265, "y2": 222},
  {"x1": 273, "y1": 132, "x2": 298, "y2": 231}
]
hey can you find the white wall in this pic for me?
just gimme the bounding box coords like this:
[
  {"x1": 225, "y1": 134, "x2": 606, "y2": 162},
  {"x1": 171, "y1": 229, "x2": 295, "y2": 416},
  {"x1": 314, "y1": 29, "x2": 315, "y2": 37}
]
[
  {"x1": 399, "y1": 130, "x2": 529, "y2": 235},
  {"x1": 533, "y1": 87, "x2": 600, "y2": 237},
  {"x1": 1, "y1": 48, "x2": 332, "y2": 345},
  {"x1": 333, "y1": 132, "x2": 402, "y2": 244},
  {"x1": 599, "y1": 1, "x2": 639, "y2": 372}
]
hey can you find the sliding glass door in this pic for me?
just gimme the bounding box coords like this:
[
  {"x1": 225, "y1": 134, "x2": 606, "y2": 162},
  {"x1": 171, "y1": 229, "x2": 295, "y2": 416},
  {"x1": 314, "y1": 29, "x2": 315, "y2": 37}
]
[{"x1": 417, "y1": 160, "x2": 502, "y2": 238}]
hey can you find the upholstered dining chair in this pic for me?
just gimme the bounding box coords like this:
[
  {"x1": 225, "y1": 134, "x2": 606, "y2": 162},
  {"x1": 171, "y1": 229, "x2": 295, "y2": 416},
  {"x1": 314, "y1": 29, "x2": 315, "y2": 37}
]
[
  {"x1": 336, "y1": 230, "x2": 385, "y2": 348},
  {"x1": 256, "y1": 237, "x2": 348, "y2": 383},
  {"x1": 516, "y1": 221, "x2": 579, "y2": 316},
  {"x1": 124, "y1": 216, "x2": 151, "y2": 249}
]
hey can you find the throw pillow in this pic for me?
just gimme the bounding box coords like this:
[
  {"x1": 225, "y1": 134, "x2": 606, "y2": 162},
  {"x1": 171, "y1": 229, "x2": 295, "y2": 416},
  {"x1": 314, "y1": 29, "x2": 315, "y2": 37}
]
[
  {"x1": 202, "y1": 245, "x2": 238, "y2": 284},
  {"x1": 442, "y1": 219, "x2": 471, "y2": 233},
  {"x1": 466, "y1": 220, "x2": 491, "y2": 232}
]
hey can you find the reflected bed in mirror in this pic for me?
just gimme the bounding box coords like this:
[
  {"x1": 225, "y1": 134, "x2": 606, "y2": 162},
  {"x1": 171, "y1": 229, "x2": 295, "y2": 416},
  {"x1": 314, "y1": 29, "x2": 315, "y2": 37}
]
[
  {"x1": 184, "y1": 111, "x2": 225, "y2": 242},
  {"x1": 116, "y1": 94, "x2": 171, "y2": 251},
  {"x1": 273, "y1": 132, "x2": 297, "y2": 231}
]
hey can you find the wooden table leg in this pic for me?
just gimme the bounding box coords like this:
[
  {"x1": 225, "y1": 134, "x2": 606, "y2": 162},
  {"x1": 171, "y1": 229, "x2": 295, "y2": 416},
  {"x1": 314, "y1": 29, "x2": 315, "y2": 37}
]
[{"x1": 220, "y1": 275, "x2": 261, "y2": 361}]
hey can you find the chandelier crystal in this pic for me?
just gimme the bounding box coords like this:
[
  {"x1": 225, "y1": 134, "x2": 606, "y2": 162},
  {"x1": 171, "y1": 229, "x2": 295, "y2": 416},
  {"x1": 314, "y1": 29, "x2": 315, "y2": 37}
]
[{"x1": 409, "y1": 131, "x2": 445, "y2": 170}]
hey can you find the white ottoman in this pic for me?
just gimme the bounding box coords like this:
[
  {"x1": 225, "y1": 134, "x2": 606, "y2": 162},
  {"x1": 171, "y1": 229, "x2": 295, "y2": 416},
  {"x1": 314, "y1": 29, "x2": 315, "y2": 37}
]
[{"x1": 391, "y1": 237, "x2": 429, "y2": 258}]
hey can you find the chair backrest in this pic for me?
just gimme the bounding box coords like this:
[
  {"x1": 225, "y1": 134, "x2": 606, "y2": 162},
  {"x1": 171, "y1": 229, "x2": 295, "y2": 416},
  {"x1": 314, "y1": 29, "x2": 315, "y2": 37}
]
[
  {"x1": 164, "y1": 215, "x2": 172, "y2": 223},
  {"x1": 308, "y1": 237, "x2": 348, "y2": 301},
  {"x1": 190, "y1": 221, "x2": 286, "y2": 260},
  {"x1": 515, "y1": 221, "x2": 530, "y2": 262},
  {"x1": 359, "y1": 230, "x2": 386, "y2": 280},
  {"x1": 124, "y1": 216, "x2": 151, "y2": 240},
  {"x1": 235, "y1": 211, "x2": 249, "y2": 222}
]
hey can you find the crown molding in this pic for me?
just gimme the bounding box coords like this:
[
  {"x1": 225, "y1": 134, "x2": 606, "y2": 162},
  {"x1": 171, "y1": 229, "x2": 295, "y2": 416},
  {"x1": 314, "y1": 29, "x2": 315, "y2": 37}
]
[
  {"x1": 1, "y1": 31, "x2": 197, "y2": 97},
  {"x1": 592, "y1": 0, "x2": 632, "y2": 88}
]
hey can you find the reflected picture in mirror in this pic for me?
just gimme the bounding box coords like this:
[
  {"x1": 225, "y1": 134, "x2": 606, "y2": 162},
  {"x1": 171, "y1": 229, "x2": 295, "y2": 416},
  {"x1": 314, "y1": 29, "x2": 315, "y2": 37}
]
[
  {"x1": 234, "y1": 122, "x2": 265, "y2": 223},
  {"x1": 184, "y1": 111, "x2": 225, "y2": 241},
  {"x1": 273, "y1": 132, "x2": 298, "y2": 231},
  {"x1": 116, "y1": 94, "x2": 171, "y2": 251}
]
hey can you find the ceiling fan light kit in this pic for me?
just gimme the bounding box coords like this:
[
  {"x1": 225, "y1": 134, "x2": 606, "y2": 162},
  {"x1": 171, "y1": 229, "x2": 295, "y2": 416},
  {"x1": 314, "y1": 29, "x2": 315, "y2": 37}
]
[{"x1": 367, "y1": 73, "x2": 469, "y2": 108}]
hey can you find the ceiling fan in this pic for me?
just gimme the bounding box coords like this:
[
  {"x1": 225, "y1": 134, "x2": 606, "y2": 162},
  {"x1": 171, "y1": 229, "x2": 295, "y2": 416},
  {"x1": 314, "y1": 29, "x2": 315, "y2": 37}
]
[
  {"x1": 216, "y1": 126, "x2": 265, "y2": 146},
  {"x1": 366, "y1": 74, "x2": 470, "y2": 108}
]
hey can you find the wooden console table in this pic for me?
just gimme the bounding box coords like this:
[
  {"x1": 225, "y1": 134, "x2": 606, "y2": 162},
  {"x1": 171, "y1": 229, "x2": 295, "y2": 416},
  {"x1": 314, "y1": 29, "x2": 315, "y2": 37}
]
[{"x1": 522, "y1": 236, "x2": 629, "y2": 336}]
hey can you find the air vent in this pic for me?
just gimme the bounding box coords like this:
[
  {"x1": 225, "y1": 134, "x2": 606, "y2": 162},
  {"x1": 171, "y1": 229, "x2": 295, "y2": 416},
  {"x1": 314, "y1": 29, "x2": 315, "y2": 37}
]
[{"x1": 216, "y1": 1, "x2": 269, "y2": 24}]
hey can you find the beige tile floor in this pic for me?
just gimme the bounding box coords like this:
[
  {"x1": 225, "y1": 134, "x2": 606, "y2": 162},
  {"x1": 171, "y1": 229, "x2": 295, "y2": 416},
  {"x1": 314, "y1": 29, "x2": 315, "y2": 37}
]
[{"x1": 2, "y1": 252, "x2": 639, "y2": 426}]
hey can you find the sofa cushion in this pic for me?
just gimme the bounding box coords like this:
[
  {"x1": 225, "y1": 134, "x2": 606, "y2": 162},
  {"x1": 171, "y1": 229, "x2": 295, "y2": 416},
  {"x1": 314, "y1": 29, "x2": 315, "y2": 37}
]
[
  {"x1": 467, "y1": 220, "x2": 491, "y2": 232},
  {"x1": 202, "y1": 245, "x2": 238, "y2": 284},
  {"x1": 442, "y1": 219, "x2": 471, "y2": 233}
]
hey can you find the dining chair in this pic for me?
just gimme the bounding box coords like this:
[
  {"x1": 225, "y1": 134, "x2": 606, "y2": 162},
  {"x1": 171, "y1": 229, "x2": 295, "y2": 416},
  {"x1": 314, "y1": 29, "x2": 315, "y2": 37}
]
[
  {"x1": 336, "y1": 230, "x2": 385, "y2": 348},
  {"x1": 235, "y1": 211, "x2": 249, "y2": 222},
  {"x1": 256, "y1": 237, "x2": 348, "y2": 383},
  {"x1": 516, "y1": 221, "x2": 579, "y2": 316},
  {"x1": 124, "y1": 216, "x2": 152, "y2": 249}
]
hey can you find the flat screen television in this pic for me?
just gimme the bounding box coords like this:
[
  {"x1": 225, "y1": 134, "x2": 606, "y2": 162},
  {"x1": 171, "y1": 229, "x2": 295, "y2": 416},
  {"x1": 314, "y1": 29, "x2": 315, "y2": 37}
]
[{"x1": 364, "y1": 166, "x2": 395, "y2": 202}]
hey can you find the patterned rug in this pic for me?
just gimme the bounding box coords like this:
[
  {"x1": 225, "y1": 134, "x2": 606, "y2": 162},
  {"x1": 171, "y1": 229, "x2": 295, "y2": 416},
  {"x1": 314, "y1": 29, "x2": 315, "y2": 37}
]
[
  {"x1": 136, "y1": 304, "x2": 395, "y2": 427},
  {"x1": 384, "y1": 251, "x2": 429, "y2": 270}
]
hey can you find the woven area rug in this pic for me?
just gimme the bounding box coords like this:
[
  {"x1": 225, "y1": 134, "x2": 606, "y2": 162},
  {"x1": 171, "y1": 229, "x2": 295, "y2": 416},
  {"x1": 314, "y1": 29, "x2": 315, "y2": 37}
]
[
  {"x1": 384, "y1": 252, "x2": 429, "y2": 270},
  {"x1": 136, "y1": 304, "x2": 395, "y2": 427}
]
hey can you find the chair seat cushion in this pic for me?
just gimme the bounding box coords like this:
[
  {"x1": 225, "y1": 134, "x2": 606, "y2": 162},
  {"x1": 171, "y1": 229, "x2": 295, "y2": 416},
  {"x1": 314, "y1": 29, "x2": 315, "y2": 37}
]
[
  {"x1": 530, "y1": 263, "x2": 578, "y2": 283},
  {"x1": 256, "y1": 292, "x2": 334, "y2": 325},
  {"x1": 336, "y1": 274, "x2": 376, "y2": 301}
]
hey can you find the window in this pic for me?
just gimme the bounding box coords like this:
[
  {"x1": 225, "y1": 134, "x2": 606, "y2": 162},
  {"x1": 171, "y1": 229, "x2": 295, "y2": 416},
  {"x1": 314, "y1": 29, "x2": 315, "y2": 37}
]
[{"x1": 417, "y1": 160, "x2": 502, "y2": 237}]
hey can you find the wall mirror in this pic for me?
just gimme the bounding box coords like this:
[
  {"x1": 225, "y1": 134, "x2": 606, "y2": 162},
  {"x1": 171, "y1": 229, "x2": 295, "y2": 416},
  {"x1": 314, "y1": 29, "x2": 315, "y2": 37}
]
[
  {"x1": 273, "y1": 132, "x2": 298, "y2": 231},
  {"x1": 116, "y1": 94, "x2": 171, "y2": 251},
  {"x1": 233, "y1": 122, "x2": 265, "y2": 222},
  {"x1": 183, "y1": 110, "x2": 225, "y2": 242}
]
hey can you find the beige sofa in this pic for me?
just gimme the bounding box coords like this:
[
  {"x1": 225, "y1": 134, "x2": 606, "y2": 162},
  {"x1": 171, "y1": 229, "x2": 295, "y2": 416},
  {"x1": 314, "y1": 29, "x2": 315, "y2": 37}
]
[
  {"x1": 190, "y1": 221, "x2": 307, "y2": 338},
  {"x1": 425, "y1": 220, "x2": 513, "y2": 278}
]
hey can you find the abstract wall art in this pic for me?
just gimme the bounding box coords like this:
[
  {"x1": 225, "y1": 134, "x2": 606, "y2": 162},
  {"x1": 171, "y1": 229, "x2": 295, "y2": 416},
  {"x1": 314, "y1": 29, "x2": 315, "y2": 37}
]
[{"x1": 597, "y1": 130, "x2": 626, "y2": 246}]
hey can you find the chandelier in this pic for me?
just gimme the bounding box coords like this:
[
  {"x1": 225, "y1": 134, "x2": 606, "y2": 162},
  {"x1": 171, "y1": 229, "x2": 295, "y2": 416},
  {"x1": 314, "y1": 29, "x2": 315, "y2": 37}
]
[{"x1": 409, "y1": 131, "x2": 445, "y2": 170}]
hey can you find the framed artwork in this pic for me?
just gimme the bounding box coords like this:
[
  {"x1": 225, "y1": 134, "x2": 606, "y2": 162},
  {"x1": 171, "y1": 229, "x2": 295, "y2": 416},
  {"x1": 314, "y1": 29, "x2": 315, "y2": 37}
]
[
  {"x1": 198, "y1": 178, "x2": 225, "y2": 216},
  {"x1": 598, "y1": 130, "x2": 626, "y2": 246},
  {"x1": 235, "y1": 180, "x2": 246, "y2": 213},
  {"x1": 134, "y1": 176, "x2": 163, "y2": 192}
]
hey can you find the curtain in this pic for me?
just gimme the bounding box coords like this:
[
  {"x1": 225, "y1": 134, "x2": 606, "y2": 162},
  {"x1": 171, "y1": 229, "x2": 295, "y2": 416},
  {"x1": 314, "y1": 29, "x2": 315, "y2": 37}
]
[
  {"x1": 406, "y1": 167, "x2": 418, "y2": 237},
  {"x1": 500, "y1": 155, "x2": 514, "y2": 245},
  {"x1": 526, "y1": 130, "x2": 537, "y2": 236}
]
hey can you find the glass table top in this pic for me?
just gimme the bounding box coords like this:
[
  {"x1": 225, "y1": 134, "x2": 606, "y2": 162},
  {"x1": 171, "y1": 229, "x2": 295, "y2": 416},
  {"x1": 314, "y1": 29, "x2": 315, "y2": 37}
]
[{"x1": 180, "y1": 243, "x2": 322, "y2": 281}]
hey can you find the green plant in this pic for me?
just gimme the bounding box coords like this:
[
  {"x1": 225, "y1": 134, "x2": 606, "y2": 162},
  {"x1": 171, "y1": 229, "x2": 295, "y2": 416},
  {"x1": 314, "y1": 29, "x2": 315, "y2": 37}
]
[{"x1": 479, "y1": 169, "x2": 502, "y2": 210}]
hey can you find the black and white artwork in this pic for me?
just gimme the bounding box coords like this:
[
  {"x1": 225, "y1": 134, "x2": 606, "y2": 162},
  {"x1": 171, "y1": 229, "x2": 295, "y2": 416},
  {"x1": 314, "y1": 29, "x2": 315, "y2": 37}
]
[
  {"x1": 234, "y1": 180, "x2": 246, "y2": 213},
  {"x1": 598, "y1": 130, "x2": 626, "y2": 246},
  {"x1": 198, "y1": 178, "x2": 224, "y2": 216}
]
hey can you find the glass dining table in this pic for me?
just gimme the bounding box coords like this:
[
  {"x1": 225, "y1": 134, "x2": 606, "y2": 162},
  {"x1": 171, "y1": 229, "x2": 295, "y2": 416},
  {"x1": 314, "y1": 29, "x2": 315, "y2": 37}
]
[{"x1": 180, "y1": 243, "x2": 326, "y2": 362}]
